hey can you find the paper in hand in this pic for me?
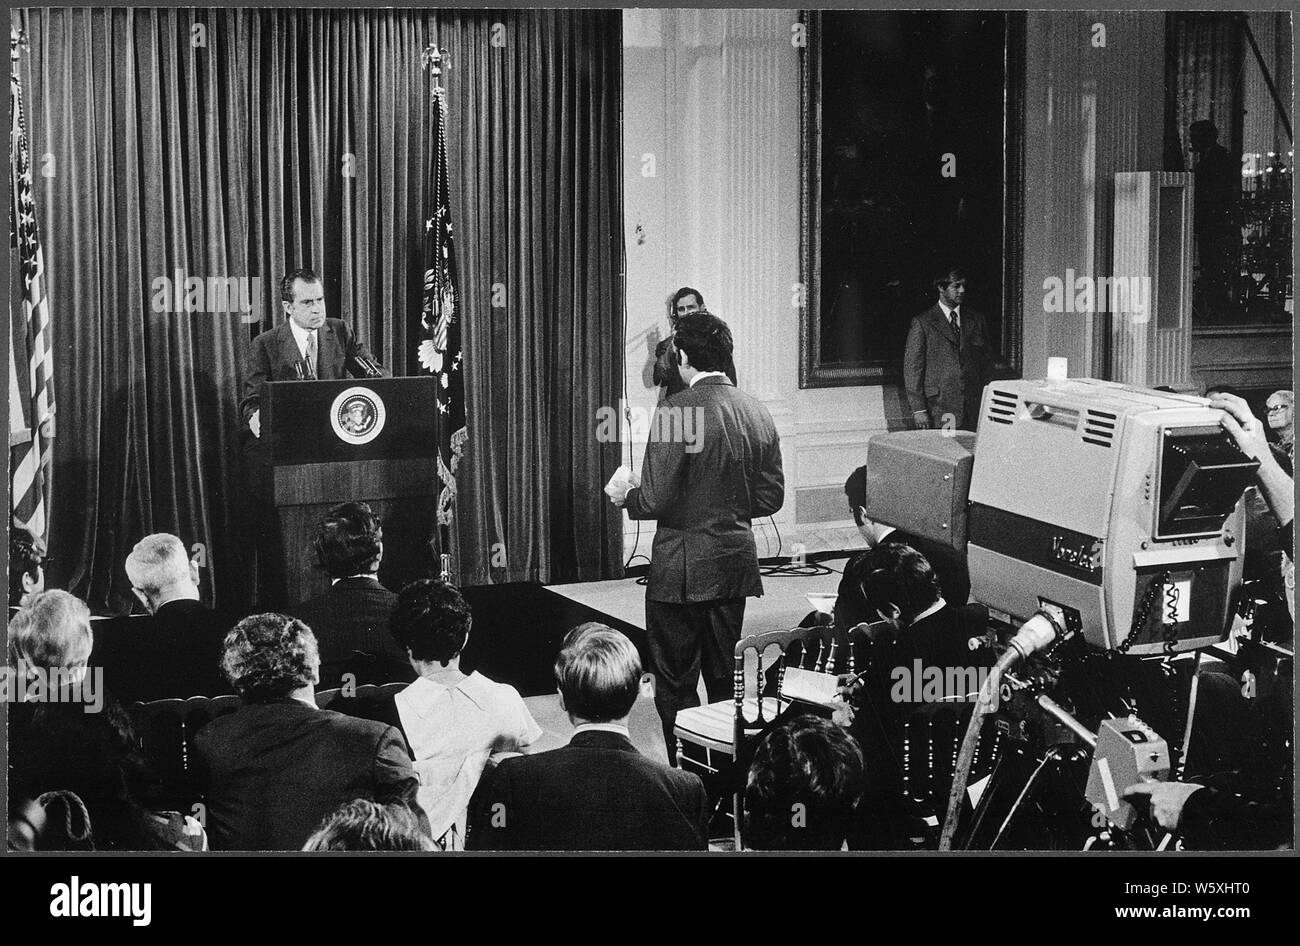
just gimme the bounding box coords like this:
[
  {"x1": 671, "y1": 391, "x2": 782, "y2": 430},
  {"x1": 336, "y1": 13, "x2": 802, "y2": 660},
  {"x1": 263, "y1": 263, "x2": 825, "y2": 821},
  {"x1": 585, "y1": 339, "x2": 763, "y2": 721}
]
[
  {"x1": 780, "y1": 666, "x2": 841, "y2": 707},
  {"x1": 604, "y1": 465, "x2": 639, "y2": 502}
]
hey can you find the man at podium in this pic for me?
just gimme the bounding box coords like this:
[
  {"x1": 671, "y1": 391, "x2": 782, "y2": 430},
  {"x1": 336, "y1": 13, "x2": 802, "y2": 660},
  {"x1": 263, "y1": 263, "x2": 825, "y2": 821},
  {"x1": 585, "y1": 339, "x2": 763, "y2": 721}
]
[
  {"x1": 239, "y1": 267, "x2": 386, "y2": 441},
  {"x1": 238, "y1": 268, "x2": 387, "y2": 606}
]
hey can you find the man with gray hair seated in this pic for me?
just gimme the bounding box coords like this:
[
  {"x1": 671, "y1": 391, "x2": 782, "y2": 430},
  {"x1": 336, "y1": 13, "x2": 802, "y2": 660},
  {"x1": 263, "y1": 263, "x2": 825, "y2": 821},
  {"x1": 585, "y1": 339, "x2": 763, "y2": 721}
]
[
  {"x1": 470, "y1": 623, "x2": 709, "y2": 850},
  {"x1": 194, "y1": 613, "x2": 424, "y2": 850},
  {"x1": 90, "y1": 533, "x2": 235, "y2": 703}
]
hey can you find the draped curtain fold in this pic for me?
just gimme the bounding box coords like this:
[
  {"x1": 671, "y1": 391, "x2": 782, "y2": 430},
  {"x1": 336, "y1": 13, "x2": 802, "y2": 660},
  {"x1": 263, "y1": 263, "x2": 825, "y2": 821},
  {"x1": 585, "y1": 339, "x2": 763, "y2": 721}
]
[
  {"x1": 445, "y1": 9, "x2": 624, "y2": 586},
  {"x1": 14, "y1": 7, "x2": 623, "y2": 612}
]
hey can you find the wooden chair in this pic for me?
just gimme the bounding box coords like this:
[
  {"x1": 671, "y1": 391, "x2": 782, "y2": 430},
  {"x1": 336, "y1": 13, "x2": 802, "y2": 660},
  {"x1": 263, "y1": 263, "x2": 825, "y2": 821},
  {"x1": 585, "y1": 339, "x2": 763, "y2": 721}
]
[
  {"x1": 673, "y1": 623, "x2": 850, "y2": 847},
  {"x1": 900, "y1": 698, "x2": 1006, "y2": 847},
  {"x1": 129, "y1": 694, "x2": 242, "y2": 811}
]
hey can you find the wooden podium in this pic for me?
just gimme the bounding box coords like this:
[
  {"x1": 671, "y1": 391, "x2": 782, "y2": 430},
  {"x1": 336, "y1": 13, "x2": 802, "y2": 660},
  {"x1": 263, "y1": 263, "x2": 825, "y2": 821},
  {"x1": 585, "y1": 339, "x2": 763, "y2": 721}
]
[{"x1": 261, "y1": 377, "x2": 439, "y2": 606}]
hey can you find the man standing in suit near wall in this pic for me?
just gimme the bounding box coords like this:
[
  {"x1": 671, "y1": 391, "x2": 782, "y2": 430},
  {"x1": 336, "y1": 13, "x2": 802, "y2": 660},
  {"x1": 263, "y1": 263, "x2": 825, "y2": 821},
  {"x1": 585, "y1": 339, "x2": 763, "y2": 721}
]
[
  {"x1": 902, "y1": 266, "x2": 994, "y2": 431},
  {"x1": 91, "y1": 533, "x2": 236, "y2": 703},
  {"x1": 609, "y1": 309, "x2": 784, "y2": 757}
]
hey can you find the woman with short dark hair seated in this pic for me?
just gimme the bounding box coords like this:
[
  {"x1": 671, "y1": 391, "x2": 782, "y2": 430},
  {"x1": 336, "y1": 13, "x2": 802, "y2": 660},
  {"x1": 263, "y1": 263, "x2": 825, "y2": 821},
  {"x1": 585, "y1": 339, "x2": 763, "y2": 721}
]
[
  {"x1": 8, "y1": 590, "x2": 204, "y2": 850},
  {"x1": 742, "y1": 714, "x2": 866, "y2": 851},
  {"x1": 388, "y1": 579, "x2": 542, "y2": 851}
]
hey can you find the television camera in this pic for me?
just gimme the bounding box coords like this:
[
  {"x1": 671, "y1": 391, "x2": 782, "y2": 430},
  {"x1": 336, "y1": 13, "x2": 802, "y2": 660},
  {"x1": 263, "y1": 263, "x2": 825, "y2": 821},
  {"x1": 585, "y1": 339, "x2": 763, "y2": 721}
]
[{"x1": 862, "y1": 378, "x2": 1270, "y2": 849}]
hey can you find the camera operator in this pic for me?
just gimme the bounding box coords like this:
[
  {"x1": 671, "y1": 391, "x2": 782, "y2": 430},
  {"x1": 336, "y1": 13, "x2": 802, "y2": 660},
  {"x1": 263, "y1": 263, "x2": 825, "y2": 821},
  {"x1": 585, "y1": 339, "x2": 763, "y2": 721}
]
[
  {"x1": 1211, "y1": 392, "x2": 1295, "y2": 556},
  {"x1": 1122, "y1": 393, "x2": 1293, "y2": 850}
]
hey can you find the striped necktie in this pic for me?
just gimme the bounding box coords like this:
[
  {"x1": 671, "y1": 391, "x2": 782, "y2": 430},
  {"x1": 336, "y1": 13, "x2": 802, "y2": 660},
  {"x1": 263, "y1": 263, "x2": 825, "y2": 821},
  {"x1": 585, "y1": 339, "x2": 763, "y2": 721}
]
[{"x1": 305, "y1": 330, "x2": 317, "y2": 378}]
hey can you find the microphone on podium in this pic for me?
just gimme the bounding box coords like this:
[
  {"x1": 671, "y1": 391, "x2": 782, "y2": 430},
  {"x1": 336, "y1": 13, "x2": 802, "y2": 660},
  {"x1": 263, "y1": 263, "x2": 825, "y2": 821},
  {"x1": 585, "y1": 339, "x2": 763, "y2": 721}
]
[
  {"x1": 348, "y1": 352, "x2": 383, "y2": 378},
  {"x1": 440, "y1": 553, "x2": 452, "y2": 583}
]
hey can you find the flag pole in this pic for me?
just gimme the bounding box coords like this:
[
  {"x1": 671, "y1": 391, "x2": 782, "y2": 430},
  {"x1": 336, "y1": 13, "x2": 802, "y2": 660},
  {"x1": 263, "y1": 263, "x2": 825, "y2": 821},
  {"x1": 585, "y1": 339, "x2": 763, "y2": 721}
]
[{"x1": 422, "y1": 41, "x2": 465, "y2": 584}]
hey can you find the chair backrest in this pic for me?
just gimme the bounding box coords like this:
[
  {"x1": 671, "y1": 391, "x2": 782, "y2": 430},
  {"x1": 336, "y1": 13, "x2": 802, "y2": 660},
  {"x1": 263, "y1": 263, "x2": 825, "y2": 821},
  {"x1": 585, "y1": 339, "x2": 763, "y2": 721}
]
[
  {"x1": 129, "y1": 695, "x2": 242, "y2": 809},
  {"x1": 900, "y1": 699, "x2": 1004, "y2": 823},
  {"x1": 727, "y1": 624, "x2": 849, "y2": 851},
  {"x1": 318, "y1": 682, "x2": 407, "y2": 728},
  {"x1": 732, "y1": 623, "x2": 847, "y2": 736}
]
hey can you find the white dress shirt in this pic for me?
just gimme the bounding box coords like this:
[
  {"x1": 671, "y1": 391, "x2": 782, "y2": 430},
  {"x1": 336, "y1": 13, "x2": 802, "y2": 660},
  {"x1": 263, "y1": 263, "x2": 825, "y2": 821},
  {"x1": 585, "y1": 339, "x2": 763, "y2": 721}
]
[
  {"x1": 688, "y1": 370, "x2": 728, "y2": 387},
  {"x1": 288, "y1": 320, "x2": 318, "y2": 362},
  {"x1": 937, "y1": 300, "x2": 960, "y2": 330},
  {"x1": 395, "y1": 671, "x2": 542, "y2": 847}
]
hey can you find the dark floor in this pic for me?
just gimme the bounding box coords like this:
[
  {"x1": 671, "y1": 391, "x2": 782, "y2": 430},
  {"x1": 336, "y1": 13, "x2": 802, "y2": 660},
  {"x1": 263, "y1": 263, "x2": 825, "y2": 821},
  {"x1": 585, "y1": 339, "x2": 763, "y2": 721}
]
[{"x1": 458, "y1": 582, "x2": 648, "y2": 698}]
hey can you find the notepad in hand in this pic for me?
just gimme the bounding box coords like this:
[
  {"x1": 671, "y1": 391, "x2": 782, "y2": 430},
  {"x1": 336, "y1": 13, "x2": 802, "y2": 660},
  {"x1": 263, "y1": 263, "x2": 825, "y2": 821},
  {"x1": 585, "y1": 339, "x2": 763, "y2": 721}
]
[{"x1": 780, "y1": 666, "x2": 840, "y2": 707}]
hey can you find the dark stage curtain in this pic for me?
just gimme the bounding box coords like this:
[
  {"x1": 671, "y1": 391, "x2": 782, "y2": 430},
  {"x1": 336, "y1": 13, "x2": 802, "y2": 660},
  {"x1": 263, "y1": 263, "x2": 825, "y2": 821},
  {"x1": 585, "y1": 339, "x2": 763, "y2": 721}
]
[
  {"x1": 13, "y1": 7, "x2": 623, "y2": 612},
  {"x1": 444, "y1": 10, "x2": 625, "y2": 587}
]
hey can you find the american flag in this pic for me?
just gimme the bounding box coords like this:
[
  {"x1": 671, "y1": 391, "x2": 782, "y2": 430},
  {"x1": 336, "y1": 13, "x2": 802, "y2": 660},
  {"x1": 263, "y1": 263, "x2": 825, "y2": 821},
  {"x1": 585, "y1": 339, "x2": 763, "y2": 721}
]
[
  {"x1": 419, "y1": 45, "x2": 465, "y2": 530},
  {"x1": 9, "y1": 56, "x2": 55, "y2": 544}
]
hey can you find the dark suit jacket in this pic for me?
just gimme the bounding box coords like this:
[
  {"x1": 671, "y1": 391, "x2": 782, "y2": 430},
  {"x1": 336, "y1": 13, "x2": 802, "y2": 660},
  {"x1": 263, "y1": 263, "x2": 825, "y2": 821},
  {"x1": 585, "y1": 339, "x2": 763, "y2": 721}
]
[
  {"x1": 468, "y1": 729, "x2": 709, "y2": 851},
  {"x1": 290, "y1": 576, "x2": 414, "y2": 689},
  {"x1": 893, "y1": 604, "x2": 991, "y2": 679},
  {"x1": 239, "y1": 318, "x2": 384, "y2": 426},
  {"x1": 902, "y1": 304, "x2": 995, "y2": 431},
  {"x1": 90, "y1": 600, "x2": 236, "y2": 703},
  {"x1": 193, "y1": 697, "x2": 420, "y2": 851},
  {"x1": 624, "y1": 375, "x2": 784, "y2": 603},
  {"x1": 833, "y1": 533, "x2": 972, "y2": 640}
]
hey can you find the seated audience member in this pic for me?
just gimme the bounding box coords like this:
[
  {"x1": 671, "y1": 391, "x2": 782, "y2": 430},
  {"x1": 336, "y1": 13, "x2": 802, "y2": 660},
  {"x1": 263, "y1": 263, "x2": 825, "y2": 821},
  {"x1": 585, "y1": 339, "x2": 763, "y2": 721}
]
[
  {"x1": 386, "y1": 579, "x2": 542, "y2": 850},
  {"x1": 291, "y1": 501, "x2": 413, "y2": 688},
  {"x1": 470, "y1": 623, "x2": 709, "y2": 851},
  {"x1": 742, "y1": 715, "x2": 866, "y2": 850},
  {"x1": 841, "y1": 543, "x2": 991, "y2": 849},
  {"x1": 302, "y1": 799, "x2": 435, "y2": 852},
  {"x1": 843, "y1": 465, "x2": 970, "y2": 607},
  {"x1": 8, "y1": 591, "x2": 204, "y2": 850},
  {"x1": 193, "y1": 613, "x2": 423, "y2": 851},
  {"x1": 9, "y1": 527, "x2": 46, "y2": 612},
  {"x1": 90, "y1": 533, "x2": 235, "y2": 703},
  {"x1": 859, "y1": 542, "x2": 989, "y2": 677}
]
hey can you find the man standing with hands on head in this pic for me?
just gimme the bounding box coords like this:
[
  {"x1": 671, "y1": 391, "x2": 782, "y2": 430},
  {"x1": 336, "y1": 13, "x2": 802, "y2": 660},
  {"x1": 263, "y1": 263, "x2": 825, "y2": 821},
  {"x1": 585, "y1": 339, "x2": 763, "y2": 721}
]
[
  {"x1": 608, "y1": 309, "x2": 784, "y2": 757},
  {"x1": 902, "y1": 266, "x2": 995, "y2": 432}
]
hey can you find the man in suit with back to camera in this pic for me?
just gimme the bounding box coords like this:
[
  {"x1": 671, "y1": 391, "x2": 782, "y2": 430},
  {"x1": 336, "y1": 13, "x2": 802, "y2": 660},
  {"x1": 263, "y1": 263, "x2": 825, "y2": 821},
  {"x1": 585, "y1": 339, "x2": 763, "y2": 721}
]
[
  {"x1": 290, "y1": 501, "x2": 414, "y2": 689},
  {"x1": 902, "y1": 266, "x2": 995, "y2": 432},
  {"x1": 470, "y1": 623, "x2": 709, "y2": 851},
  {"x1": 843, "y1": 465, "x2": 970, "y2": 607},
  {"x1": 608, "y1": 308, "x2": 785, "y2": 757},
  {"x1": 193, "y1": 612, "x2": 424, "y2": 851},
  {"x1": 652, "y1": 287, "x2": 738, "y2": 398},
  {"x1": 91, "y1": 533, "x2": 236, "y2": 703}
]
